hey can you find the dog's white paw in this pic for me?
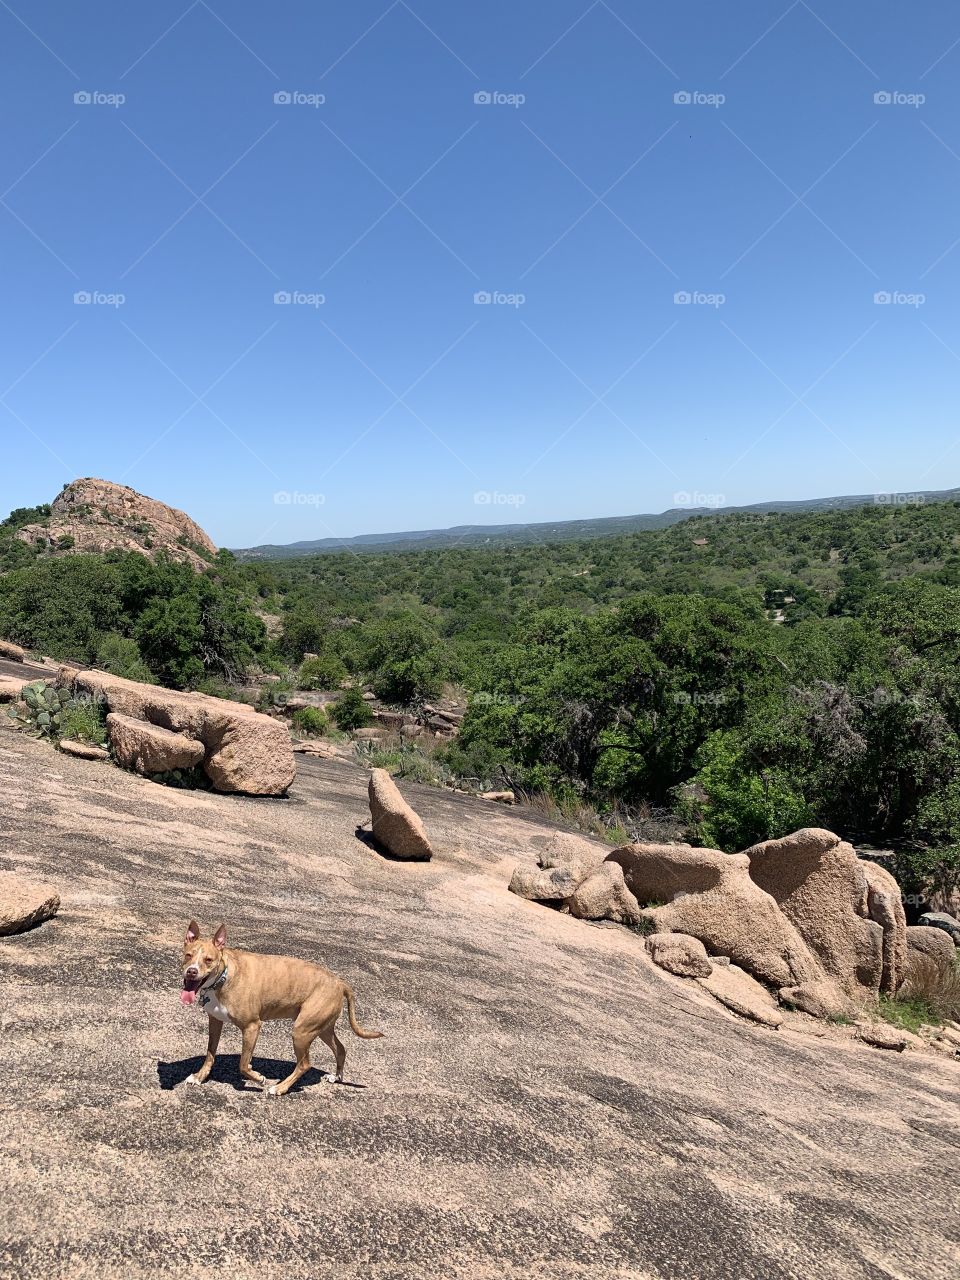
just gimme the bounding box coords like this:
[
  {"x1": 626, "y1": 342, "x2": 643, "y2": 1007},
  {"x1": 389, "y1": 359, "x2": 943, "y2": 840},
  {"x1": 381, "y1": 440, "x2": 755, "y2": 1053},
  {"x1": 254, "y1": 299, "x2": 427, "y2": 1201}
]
[
  {"x1": 321, "y1": 1072, "x2": 343, "y2": 1084},
  {"x1": 185, "y1": 1073, "x2": 199, "y2": 1085},
  {"x1": 266, "y1": 1085, "x2": 278, "y2": 1097}
]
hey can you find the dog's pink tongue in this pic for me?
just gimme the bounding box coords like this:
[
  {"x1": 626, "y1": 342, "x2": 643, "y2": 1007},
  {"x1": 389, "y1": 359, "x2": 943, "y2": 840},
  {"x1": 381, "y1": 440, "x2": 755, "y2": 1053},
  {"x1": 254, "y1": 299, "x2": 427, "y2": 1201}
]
[{"x1": 180, "y1": 990, "x2": 197, "y2": 1005}]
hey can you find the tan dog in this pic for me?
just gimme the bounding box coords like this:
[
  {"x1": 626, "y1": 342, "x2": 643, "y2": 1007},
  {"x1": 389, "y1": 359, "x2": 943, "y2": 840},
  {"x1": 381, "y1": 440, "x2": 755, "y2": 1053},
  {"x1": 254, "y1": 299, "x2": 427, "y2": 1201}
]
[{"x1": 180, "y1": 921, "x2": 383, "y2": 1097}]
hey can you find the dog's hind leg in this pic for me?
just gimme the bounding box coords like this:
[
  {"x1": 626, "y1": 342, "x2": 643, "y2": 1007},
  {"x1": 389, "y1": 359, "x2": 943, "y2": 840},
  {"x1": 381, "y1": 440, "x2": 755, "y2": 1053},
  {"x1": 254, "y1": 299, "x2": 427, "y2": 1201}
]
[
  {"x1": 239, "y1": 1020, "x2": 267, "y2": 1088},
  {"x1": 267, "y1": 1024, "x2": 317, "y2": 1098},
  {"x1": 318, "y1": 1023, "x2": 346, "y2": 1083},
  {"x1": 188, "y1": 1016, "x2": 223, "y2": 1084}
]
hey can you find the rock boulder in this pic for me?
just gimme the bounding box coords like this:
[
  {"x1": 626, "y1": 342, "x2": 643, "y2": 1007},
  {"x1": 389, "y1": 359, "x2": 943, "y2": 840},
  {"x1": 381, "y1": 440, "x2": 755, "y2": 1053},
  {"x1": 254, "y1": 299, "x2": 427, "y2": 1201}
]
[
  {"x1": 58, "y1": 739, "x2": 110, "y2": 761},
  {"x1": 368, "y1": 768, "x2": 433, "y2": 860},
  {"x1": 697, "y1": 964, "x2": 784, "y2": 1028},
  {"x1": 62, "y1": 669, "x2": 295, "y2": 796},
  {"x1": 906, "y1": 924, "x2": 957, "y2": 970},
  {"x1": 918, "y1": 912, "x2": 960, "y2": 945},
  {"x1": 608, "y1": 842, "x2": 823, "y2": 989},
  {"x1": 862, "y1": 860, "x2": 908, "y2": 995},
  {"x1": 568, "y1": 861, "x2": 642, "y2": 925},
  {"x1": 646, "y1": 932, "x2": 713, "y2": 979},
  {"x1": 745, "y1": 829, "x2": 884, "y2": 1001},
  {"x1": 0, "y1": 873, "x2": 60, "y2": 935},
  {"x1": 107, "y1": 712, "x2": 205, "y2": 775}
]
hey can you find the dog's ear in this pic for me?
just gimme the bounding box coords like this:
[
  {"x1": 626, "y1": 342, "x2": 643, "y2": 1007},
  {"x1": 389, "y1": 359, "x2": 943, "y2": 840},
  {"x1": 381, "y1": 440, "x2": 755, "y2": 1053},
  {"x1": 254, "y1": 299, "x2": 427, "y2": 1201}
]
[
  {"x1": 213, "y1": 923, "x2": 227, "y2": 949},
  {"x1": 185, "y1": 920, "x2": 201, "y2": 943}
]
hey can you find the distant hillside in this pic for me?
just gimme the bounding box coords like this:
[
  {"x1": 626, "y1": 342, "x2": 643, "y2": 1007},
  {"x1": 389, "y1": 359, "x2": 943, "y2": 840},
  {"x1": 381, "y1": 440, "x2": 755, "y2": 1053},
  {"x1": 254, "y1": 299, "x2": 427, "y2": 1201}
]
[{"x1": 234, "y1": 487, "x2": 960, "y2": 558}]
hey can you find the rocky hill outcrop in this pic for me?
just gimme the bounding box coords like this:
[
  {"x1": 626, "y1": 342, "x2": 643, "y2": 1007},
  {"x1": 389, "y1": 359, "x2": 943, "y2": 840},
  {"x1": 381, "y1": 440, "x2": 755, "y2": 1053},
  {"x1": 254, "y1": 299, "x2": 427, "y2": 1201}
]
[{"x1": 15, "y1": 478, "x2": 216, "y2": 570}]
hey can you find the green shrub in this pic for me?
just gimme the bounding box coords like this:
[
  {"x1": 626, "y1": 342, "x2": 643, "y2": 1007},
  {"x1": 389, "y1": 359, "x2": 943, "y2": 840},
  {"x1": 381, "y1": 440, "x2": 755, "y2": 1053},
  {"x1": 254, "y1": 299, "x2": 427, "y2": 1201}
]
[
  {"x1": 331, "y1": 687, "x2": 373, "y2": 730},
  {"x1": 96, "y1": 633, "x2": 157, "y2": 683},
  {"x1": 297, "y1": 653, "x2": 348, "y2": 690},
  {"x1": 292, "y1": 706, "x2": 328, "y2": 737},
  {"x1": 257, "y1": 677, "x2": 294, "y2": 711},
  {"x1": 59, "y1": 696, "x2": 107, "y2": 745}
]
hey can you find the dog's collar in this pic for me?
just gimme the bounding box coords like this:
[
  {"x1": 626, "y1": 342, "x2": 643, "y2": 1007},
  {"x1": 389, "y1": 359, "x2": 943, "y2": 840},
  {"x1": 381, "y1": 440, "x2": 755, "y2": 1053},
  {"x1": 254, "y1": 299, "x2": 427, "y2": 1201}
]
[{"x1": 200, "y1": 962, "x2": 228, "y2": 992}]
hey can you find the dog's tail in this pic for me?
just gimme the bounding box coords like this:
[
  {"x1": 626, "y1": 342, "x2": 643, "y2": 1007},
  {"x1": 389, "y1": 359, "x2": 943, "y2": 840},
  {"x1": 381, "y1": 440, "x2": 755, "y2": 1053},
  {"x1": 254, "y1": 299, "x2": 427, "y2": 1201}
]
[{"x1": 344, "y1": 984, "x2": 384, "y2": 1039}]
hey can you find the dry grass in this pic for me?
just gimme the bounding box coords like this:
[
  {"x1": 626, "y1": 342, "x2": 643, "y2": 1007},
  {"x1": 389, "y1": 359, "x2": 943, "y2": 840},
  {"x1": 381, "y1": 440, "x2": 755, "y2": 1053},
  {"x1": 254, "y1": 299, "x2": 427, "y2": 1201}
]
[{"x1": 896, "y1": 952, "x2": 960, "y2": 1024}]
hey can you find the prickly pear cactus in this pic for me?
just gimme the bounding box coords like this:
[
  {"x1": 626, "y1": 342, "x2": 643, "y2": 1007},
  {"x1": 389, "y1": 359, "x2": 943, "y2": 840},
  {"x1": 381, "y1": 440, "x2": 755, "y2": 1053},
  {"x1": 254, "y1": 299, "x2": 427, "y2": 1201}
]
[{"x1": 9, "y1": 681, "x2": 69, "y2": 739}]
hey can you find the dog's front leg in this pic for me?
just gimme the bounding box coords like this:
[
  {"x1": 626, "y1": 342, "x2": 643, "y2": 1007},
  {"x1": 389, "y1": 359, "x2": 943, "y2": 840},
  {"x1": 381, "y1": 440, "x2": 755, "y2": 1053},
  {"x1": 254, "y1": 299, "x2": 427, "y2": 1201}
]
[
  {"x1": 238, "y1": 1020, "x2": 267, "y2": 1088},
  {"x1": 188, "y1": 1016, "x2": 223, "y2": 1084}
]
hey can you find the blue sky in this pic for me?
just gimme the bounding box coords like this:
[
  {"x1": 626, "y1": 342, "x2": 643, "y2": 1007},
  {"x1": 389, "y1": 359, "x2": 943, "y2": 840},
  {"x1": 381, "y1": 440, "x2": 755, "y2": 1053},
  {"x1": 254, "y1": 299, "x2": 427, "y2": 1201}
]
[{"x1": 2, "y1": 2, "x2": 960, "y2": 547}]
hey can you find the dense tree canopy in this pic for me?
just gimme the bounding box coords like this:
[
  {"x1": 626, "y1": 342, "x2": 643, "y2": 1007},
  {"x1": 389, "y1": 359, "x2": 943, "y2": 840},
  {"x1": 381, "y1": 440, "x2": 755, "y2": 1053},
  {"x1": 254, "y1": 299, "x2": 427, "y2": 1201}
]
[{"x1": 3, "y1": 498, "x2": 960, "y2": 872}]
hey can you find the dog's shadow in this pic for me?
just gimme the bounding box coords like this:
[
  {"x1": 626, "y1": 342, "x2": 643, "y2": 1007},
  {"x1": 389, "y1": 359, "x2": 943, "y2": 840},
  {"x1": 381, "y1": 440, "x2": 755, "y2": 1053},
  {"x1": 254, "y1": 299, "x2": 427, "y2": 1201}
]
[{"x1": 157, "y1": 1054, "x2": 367, "y2": 1094}]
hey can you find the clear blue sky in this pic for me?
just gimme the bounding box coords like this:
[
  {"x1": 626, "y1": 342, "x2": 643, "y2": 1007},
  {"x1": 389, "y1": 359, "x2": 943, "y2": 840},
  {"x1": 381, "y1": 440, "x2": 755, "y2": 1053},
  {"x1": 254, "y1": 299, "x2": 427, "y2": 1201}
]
[{"x1": 3, "y1": 2, "x2": 960, "y2": 547}]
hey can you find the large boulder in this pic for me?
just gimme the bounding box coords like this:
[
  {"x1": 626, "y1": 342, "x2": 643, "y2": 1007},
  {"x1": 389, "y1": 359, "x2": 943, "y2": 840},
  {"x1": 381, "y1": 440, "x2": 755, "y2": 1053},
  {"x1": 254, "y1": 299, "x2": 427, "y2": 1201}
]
[
  {"x1": 745, "y1": 829, "x2": 885, "y2": 1001},
  {"x1": 0, "y1": 640, "x2": 25, "y2": 663},
  {"x1": 534, "y1": 831, "x2": 608, "y2": 883},
  {"x1": 62, "y1": 668, "x2": 295, "y2": 796},
  {"x1": 862, "y1": 861, "x2": 908, "y2": 995},
  {"x1": 646, "y1": 932, "x2": 713, "y2": 978},
  {"x1": 918, "y1": 912, "x2": 960, "y2": 945},
  {"x1": 0, "y1": 676, "x2": 30, "y2": 703},
  {"x1": 107, "y1": 712, "x2": 205, "y2": 775},
  {"x1": 607, "y1": 842, "x2": 823, "y2": 989},
  {"x1": 368, "y1": 768, "x2": 433, "y2": 860},
  {"x1": 906, "y1": 924, "x2": 957, "y2": 970},
  {"x1": 697, "y1": 964, "x2": 784, "y2": 1028},
  {"x1": 0, "y1": 873, "x2": 60, "y2": 935},
  {"x1": 509, "y1": 866, "x2": 580, "y2": 902},
  {"x1": 568, "y1": 862, "x2": 642, "y2": 925}
]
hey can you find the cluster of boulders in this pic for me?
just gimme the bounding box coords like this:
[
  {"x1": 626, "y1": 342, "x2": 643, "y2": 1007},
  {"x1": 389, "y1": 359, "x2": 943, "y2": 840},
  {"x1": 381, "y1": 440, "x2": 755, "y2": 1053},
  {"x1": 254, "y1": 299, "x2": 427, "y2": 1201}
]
[
  {"x1": 510, "y1": 827, "x2": 960, "y2": 1034},
  {"x1": 60, "y1": 668, "x2": 295, "y2": 795},
  {"x1": 2, "y1": 663, "x2": 295, "y2": 796}
]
